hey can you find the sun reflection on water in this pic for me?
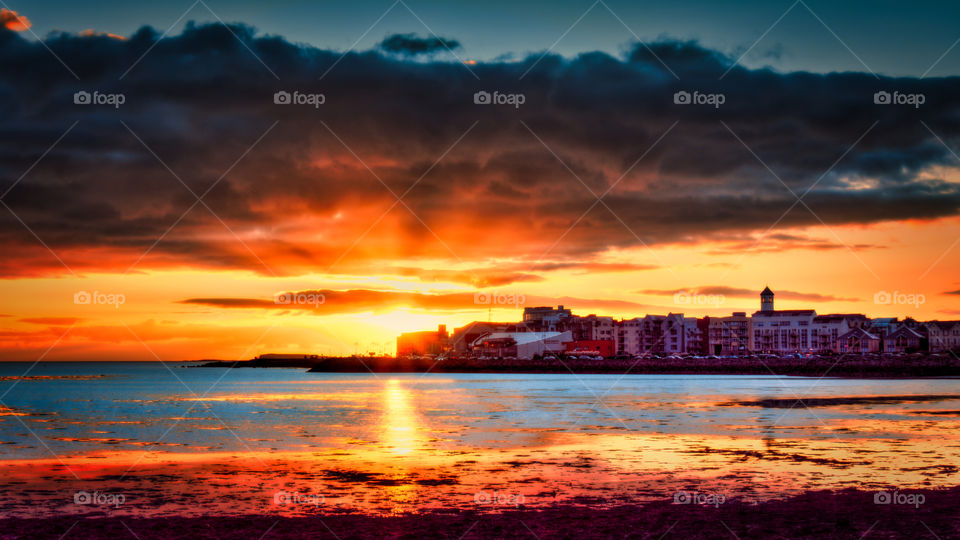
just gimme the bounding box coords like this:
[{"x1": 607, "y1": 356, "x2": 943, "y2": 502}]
[{"x1": 381, "y1": 379, "x2": 424, "y2": 455}]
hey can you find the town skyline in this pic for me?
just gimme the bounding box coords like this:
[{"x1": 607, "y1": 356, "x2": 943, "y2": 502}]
[{"x1": 397, "y1": 287, "x2": 958, "y2": 359}]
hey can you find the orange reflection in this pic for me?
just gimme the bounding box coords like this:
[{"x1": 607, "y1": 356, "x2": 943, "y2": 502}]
[{"x1": 381, "y1": 379, "x2": 423, "y2": 455}]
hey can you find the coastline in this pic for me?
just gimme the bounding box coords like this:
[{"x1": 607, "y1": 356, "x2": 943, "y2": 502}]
[
  {"x1": 195, "y1": 353, "x2": 960, "y2": 377},
  {"x1": 5, "y1": 486, "x2": 958, "y2": 539}
]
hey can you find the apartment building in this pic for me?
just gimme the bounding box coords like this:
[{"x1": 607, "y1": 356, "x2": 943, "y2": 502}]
[{"x1": 707, "y1": 312, "x2": 751, "y2": 355}]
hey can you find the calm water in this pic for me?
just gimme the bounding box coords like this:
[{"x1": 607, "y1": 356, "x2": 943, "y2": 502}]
[{"x1": 0, "y1": 362, "x2": 958, "y2": 517}]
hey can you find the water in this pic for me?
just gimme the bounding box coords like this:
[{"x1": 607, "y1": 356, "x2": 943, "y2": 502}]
[{"x1": 0, "y1": 362, "x2": 957, "y2": 517}]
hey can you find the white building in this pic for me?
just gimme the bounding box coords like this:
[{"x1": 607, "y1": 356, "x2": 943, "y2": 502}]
[
  {"x1": 750, "y1": 288, "x2": 869, "y2": 354},
  {"x1": 751, "y1": 308, "x2": 817, "y2": 353},
  {"x1": 471, "y1": 331, "x2": 572, "y2": 359}
]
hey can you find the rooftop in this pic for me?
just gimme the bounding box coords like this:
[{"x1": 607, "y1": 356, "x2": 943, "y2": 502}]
[{"x1": 752, "y1": 309, "x2": 816, "y2": 317}]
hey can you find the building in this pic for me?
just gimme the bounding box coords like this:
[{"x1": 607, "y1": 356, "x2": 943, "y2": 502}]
[
  {"x1": 568, "y1": 314, "x2": 617, "y2": 342},
  {"x1": 811, "y1": 314, "x2": 870, "y2": 353},
  {"x1": 396, "y1": 325, "x2": 449, "y2": 357},
  {"x1": 707, "y1": 312, "x2": 751, "y2": 355},
  {"x1": 835, "y1": 327, "x2": 880, "y2": 353},
  {"x1": 883, "y1": 326, "x2": 926, "y2": 353},
  {"x1": 522, "y1": 305, "x2": 573, "y2": 331},
  {"x1": 867, "y1": 317, "x2": 899, "y2": 344},
  {"x1": 471, "y1": 331, "x2": 572, "y2": 359},
  {"x1": 614, "y1": 313, "x2": 702, "y2": 355},
  {"x1": 751, "y1": 308, "x2": 817, "y2": 353},
  {"x1": 450, "y1": 321, "x2": 521, "y2": 353},
  {"x1": 750, "y1": 288, "x2": 875, "y2": 354},
  {"x1": 616, "y1": 317, "x2": 643, "y2": 356},
  {"x1": 760, "y1": 286, "x2": 774, "y2": 312},
  {"x1": 925, "y1": 321, "x2": 960, "y2": 351},
  {"x1": 682, "y1": 317, "x2": 708, "y2": 355}
]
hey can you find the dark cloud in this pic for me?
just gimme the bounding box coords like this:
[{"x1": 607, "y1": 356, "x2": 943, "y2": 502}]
[
  {"x1": 385, "y1": 260, "x2": 656, "y2": 287},
  {"x1": 0, "y1": 23, "x2": 958, "y2": 277},
  {"x1": 19, "y1": 317, "x2": 80, "y2": 325},
  {"x1": 180, "y1": 289, "x2": 654, "y2": 314},
  {"x1": 378, "y1": 33, "x2": 460, "y2": 56},
  {"x1": 943, "y1": 290, "x2": 960, "y2": 295}
]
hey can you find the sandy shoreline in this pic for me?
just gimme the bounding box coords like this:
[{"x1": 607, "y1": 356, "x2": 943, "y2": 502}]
[{"x1": 3, "y1": 487, "x2": 958, "y2": 539}]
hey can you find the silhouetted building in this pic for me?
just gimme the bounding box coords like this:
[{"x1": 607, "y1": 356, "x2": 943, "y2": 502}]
[
  {"x1": 522, "y1": 305, "x2": 573, "y2": 331},
  {"x1": 396, "y1": 325, "x2": 449, "y2": 357}
]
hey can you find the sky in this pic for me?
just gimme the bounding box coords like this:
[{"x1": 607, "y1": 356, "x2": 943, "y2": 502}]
[{"x1": 0, "y1": 1, "x2": 959, "y2": 360}]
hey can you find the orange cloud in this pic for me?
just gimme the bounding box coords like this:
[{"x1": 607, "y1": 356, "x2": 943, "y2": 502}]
[
  {"x1": 79, "y1": 29, "x2": 126, "y2": 40},
  {"x1": 0, "y1": 8, "x2": 30, "y2": 32}
]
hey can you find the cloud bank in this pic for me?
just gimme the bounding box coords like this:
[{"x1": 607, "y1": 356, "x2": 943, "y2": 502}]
[{"x1": 1, "y1": 22, "x2": 959, "y2": 279}]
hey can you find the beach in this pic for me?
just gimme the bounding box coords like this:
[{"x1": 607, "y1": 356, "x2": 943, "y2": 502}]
[
  {"x1": 4, "y1": 486, "x2": 959, "y2": 539},
  {"x1": 0, "y1": 363, "x2": 958, "y2": 537}
]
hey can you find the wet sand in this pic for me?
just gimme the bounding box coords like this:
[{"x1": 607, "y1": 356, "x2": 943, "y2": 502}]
[
  {"x1": 3, "y1": 486, "x2": 959, "y2": 539},
  {"x1": 3, "y1": 368, "x2": 958, "y2": 537}
]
